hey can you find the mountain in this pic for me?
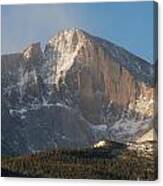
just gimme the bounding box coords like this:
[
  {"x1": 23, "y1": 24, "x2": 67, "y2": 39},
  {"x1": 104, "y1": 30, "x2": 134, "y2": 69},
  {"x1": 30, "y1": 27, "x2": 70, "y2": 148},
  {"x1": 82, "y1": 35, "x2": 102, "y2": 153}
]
[{"x1": 1, "y1": 28, "x2": 157, "y2": 155}]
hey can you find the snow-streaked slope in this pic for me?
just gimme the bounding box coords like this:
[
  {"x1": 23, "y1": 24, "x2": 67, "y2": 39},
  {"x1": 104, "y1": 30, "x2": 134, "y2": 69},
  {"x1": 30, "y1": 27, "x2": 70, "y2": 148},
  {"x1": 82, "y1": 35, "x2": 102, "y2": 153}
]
[
  {"x1": 107, "y1": 118, "x2": 153, "y2": 143},
  {"x1": 136, "y1": 128, "x2": 157, "y2": 143}
]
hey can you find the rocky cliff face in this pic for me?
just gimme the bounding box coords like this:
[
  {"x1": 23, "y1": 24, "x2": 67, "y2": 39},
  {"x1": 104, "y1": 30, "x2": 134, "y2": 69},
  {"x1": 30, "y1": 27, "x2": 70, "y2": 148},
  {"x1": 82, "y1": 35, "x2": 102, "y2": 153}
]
[{"x1": 1, "y1": 28, "x2": 157, "y2": 155}]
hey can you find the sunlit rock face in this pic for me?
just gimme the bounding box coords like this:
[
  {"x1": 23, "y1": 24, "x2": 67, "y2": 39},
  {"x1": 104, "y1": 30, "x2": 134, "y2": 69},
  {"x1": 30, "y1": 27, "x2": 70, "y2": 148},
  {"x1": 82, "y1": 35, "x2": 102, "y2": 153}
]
[
  {"x1": 1, "y1": 28, "x2": 157, "y2": 155},
  {"x1": 44, "y1": 28, "x2": 155, "y2": 122}
]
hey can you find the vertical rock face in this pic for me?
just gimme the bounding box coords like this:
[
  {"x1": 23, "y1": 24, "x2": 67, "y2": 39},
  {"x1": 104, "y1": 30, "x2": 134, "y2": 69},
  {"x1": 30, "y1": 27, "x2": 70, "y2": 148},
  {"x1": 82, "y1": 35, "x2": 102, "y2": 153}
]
[
  {"x1": 2, "y1": 43, "x2": 44, "y2": 108},
  {"x1": 1, "y1": 28, "x2": 157, "y2": 155},
  {"x1": 44, "y1": 28, "x2": 155, "y2": 121}
]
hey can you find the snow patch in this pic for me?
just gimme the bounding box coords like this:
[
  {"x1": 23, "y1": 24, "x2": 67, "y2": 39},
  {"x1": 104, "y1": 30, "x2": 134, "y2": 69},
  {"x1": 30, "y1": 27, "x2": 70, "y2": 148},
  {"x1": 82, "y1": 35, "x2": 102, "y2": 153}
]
[
  {"x1": 20, "y1": 115, "x2": 26, "y2": 120},
  {"x1": 55, "y1": 102, "x2": 72, "y2": 110},
  {"x1": 42, "y1": 97, "x2": 54, "y2": 108},
  {"x1": 94, "y1": 140, "x2": 107, "y2": 148},
  {"x1": 91, "y1": 124, "x2": 107, "y2": 132},
  {"x1": 9, "y1": 108, "x2": 27, "y2": 115}
]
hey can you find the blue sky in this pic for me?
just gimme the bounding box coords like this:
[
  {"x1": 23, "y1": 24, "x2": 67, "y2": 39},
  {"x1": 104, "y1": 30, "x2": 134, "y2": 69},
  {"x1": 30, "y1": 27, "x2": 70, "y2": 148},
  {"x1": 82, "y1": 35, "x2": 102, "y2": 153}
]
[{"x1": 1, "y1": 1, "x2": 157, "y2": 63}]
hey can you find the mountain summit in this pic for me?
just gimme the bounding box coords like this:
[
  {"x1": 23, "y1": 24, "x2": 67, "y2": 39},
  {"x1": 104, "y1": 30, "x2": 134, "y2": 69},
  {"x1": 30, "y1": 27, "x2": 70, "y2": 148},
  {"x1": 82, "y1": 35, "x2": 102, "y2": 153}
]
[{"x1": 1, "y1": 28, "x2": 157, "y2": 155}]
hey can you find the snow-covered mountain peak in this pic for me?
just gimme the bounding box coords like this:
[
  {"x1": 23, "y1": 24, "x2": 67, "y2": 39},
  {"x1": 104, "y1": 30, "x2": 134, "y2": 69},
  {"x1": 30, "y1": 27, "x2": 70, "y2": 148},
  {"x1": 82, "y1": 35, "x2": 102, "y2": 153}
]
[
  {"x1": 44, "y1": 28, "x2": 90, "y2": 85},
  {"x1": 1, "y1": 28, "x2": 157, "y2": 155},
  {"x1": 48, "y1": 27, "x2": 88, "y2": 47},
  {"x1": 46, "y1": 28, "x2": 154, "y2": 85}
]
